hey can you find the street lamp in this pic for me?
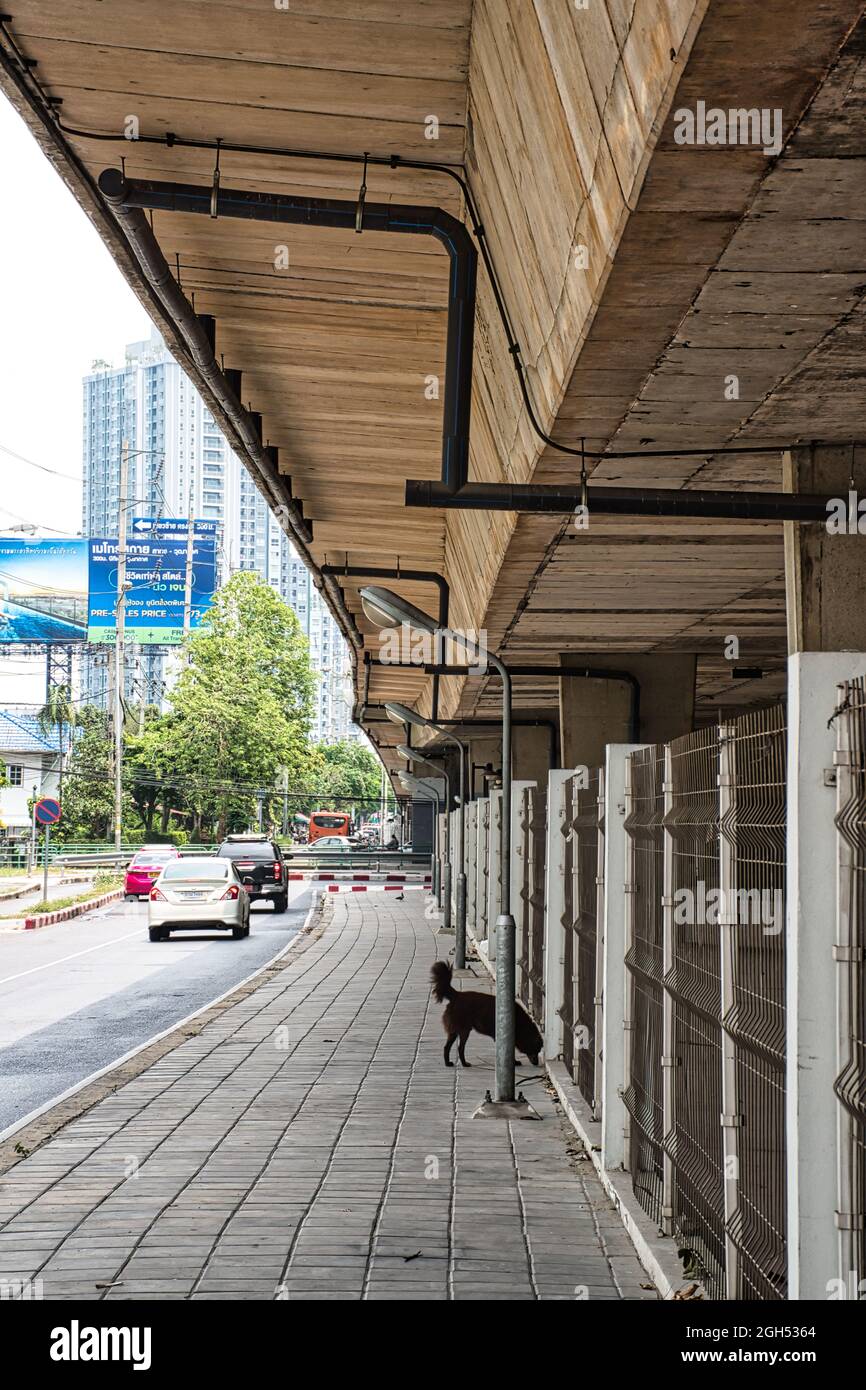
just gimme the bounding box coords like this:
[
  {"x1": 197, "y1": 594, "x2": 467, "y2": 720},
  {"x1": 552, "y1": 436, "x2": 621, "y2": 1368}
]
[
  {"x1": 359, "y1": 585, "x2": 518, "y2": 1108},
  {"x1": 390, "y1": 706, "x2": 468, "y2": 970}
]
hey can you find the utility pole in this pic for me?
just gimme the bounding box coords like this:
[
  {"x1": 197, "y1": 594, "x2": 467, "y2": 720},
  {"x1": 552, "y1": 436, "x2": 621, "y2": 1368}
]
[
  {"x1": 183, "y1": 474, "x2": 195, "y2": 637},
  {"x1": 114, "y1": 439, "x2": 130, "y2": 856}
]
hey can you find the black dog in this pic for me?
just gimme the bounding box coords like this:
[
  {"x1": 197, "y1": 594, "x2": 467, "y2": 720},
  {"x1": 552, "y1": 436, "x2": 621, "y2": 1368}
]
[{"x1": 430, "y1": 961, "x2": 542, "y2": 1067}]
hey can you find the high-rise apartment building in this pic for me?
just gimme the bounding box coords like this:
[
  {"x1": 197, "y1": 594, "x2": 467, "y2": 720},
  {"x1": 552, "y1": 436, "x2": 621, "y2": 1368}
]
[{"x1": 81, "y1": 330, "x2": 355, "y2": 740}]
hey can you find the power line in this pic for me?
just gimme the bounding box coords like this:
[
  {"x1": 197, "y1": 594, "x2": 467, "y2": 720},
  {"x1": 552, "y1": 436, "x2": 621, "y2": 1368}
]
[{"x1": 0, "y1": 440, "x2": 81, "y2": 482}]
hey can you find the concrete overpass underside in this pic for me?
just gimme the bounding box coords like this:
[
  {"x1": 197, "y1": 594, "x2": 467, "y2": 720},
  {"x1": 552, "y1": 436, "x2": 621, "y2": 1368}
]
[{"x1": 2, "y1": 0, "x2": 863, "y2": 779}]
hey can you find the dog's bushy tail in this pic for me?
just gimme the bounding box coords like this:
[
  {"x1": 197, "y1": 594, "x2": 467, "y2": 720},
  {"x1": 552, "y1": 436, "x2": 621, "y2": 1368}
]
[{"x1": 430, "y1": 961, "x2": 455, "y2": 1003}]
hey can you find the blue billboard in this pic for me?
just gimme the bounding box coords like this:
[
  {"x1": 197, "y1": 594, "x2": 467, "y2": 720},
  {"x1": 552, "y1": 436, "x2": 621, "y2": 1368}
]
[
  {"x1": 87, "y1": 535, "x2": 217, "y2": 644},
  {"x1": 0, "y1": 539, "x2": 88, "y2": 644}
]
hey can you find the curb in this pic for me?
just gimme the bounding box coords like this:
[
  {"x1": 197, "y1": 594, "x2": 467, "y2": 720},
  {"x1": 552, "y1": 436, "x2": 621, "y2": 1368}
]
[
  {"x1": 23, "y1": 888, "x2": 123, "y2": 930},
  {"x1": 0, "y1": 878, "x2": 40, "y2": 902}
]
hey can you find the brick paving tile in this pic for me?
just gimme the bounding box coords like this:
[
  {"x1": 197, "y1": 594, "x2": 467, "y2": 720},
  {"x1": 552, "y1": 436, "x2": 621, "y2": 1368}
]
[{"x1": 0, "y1": 896, "x2": 658, "y2": 1302}]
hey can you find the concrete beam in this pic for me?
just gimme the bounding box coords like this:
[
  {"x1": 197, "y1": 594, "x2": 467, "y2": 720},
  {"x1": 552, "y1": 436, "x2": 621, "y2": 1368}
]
[{"x1": 784, "y1": 444, "x2": 866, "y2": 653}]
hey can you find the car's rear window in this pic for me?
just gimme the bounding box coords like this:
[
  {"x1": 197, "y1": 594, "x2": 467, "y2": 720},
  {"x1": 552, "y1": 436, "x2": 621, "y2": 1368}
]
[
  {"x1": 218, "y1": 842, "x2": 278, "y2": 860},
  {"x1": 162, "y1": 860, "x2": 228, "y2": 881},
  {"x1": 131, "y1": 852, "x2": 174, "y2": 867}
]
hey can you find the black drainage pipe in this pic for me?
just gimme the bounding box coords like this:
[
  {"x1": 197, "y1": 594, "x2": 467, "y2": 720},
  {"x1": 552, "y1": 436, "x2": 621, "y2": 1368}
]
[
  {"x1": 405, "y1": 479, "x2": 836, "y2": 523},
  {"x1": 322, "y1": 565, "x2": 450, "y2": 722},
  {"x1": 98, "y1": 170, "x2": 477, "y2": 496}
]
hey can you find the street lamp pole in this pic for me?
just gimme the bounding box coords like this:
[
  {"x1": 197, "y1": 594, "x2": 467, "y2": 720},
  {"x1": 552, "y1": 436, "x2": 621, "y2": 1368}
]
[
  {"x1": 113, "y1": 440, "x2": 130, "y2": 856},
  {"x1": 359, "y1": 586, "x2": 518, "y2": 1105},
  {"x1": 391, "y1": 713, "x2": 468, "y2": 968}
]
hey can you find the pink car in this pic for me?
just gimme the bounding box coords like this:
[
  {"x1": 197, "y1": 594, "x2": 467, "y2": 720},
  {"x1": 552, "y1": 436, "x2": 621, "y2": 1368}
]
[{"x1": 125, "y1": 846, "x2": 180, "y2": 899}]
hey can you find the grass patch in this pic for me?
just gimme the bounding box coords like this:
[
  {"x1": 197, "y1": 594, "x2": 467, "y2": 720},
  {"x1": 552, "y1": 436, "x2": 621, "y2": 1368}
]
[{"x1": 0, "y1": 875, "x2": 122, "y2": 920}]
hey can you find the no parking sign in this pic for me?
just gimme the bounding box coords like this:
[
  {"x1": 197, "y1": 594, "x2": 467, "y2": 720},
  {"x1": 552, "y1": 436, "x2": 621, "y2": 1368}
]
[{"x1": 34, "y1": 797, "x2": 61, "y2": 826}]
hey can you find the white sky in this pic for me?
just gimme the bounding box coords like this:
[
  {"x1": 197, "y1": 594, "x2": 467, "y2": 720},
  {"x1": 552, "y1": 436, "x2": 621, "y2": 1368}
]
[
  {"x1": 0, "y1": 92, "x2": 151, "y2": 539},
  {"x1": 0, "y1": 93, "x2": 152, "y2": 703}
]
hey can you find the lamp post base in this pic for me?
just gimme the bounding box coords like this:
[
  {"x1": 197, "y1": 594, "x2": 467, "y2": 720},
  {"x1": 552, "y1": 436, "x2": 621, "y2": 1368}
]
[{"x1": 471, "y1": 1091, "x2": 541, "y2": 1121}]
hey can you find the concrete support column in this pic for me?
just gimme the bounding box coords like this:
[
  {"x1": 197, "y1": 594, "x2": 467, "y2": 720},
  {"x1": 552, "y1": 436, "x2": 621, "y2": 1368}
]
[
  {"x1": 601, "y1": 745, "x2": 648, "y2": 1173},
  {"x1": 787, "y1": 651, "x2": 866, "y2": 1299},
  {"x1": 784, "y1": 444, "x2": 866, "y2": 653},
  {"x1": 559, "y1": 652, "x2": 696, "y2": 768},
  {"x1": 543, "y1": 769, "x2": 574, "y2": 1059}
]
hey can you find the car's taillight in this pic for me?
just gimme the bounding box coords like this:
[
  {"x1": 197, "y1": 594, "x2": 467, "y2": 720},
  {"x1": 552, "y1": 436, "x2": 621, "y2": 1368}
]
[
  {"x1": 221, "y1": 884, "x2": 240, "y2": 900},
  {"x1": 273, "y1": 861, "x2": 282, "y2": 880},
  {"x1": 150, "y1": 888, "x2": 166, "y2": 902}
]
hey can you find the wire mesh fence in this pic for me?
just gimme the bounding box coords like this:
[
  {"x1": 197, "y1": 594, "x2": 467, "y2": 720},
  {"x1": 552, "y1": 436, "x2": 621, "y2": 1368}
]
[
  {"x1": 665, "y1": 727, "x2": 725, "y2": 1299},
  {"x1": 721, "y1": 705, "x2": 787, "y2": 1300},
  {"x1": 834, "y1": 678, "x2": 866, "y2": 1290},
  {"x1": 574, "y1": 768, "x2": 603, "y2": 1111},
  {"x1": 517, "y1": 785, "x2": 547, "y2": 1029},
  {"x1": 624, "y1": 745, "x2": 667, "y2": 1229}
]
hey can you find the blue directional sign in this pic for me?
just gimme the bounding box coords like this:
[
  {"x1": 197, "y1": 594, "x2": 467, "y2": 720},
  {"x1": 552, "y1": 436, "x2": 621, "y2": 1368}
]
[
  {"x1": 34, "y1": 797, "x2": 61, "y2": 825},
  {"x1": 87, "y1": 535, "x2": 218, "y2": 644},
  {"x1": 131, "y1": 517, "x2": 219, "y2": 539}
]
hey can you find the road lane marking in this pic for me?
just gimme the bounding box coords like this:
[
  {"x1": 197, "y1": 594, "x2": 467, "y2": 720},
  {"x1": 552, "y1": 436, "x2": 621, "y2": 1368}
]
[{"x1": 0, "y1": 929, "x2": 144, "y2": 986}]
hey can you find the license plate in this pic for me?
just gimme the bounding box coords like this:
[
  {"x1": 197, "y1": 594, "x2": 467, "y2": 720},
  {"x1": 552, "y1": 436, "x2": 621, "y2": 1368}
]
[
  {"x1": 236, "y1": 862, "x2": 255, "y2": 870},
  {"x1": 182, "y1": 891, "x2": 206, "y2": 900}
]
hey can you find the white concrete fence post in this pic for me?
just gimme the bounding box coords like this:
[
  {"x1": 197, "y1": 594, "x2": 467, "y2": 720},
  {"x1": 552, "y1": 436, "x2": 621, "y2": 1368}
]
[
  {"x1": 487, "y1": 788, "x2": 502, "y2": 964},
  {"x1": 601, "y1": 745, "x2": 647, "y2": 1173},
  {"x1": 511, "y1": 780, "x2": 535, "y2": 1000},
  {"x1": 787, "y1": 650, "x2": 866, "y2": 1299},
  {"x1": 543, "y1": 769, "x2": 574, "y2": 1061}
]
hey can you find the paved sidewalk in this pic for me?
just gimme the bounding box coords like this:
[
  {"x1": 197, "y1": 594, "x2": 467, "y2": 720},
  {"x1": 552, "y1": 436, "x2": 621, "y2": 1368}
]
[{"x1": 0, "y1": 896, "x2": 656, "y2": 1301}]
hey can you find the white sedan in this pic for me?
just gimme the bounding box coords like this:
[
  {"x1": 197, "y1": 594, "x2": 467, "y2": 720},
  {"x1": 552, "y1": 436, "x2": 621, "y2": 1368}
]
[
  {"x1": 295, "y1": 836, "x2": 355, "y2": 853},
  {"x1": 148, "y1": 856, "x2": 251, "y2": 942}
]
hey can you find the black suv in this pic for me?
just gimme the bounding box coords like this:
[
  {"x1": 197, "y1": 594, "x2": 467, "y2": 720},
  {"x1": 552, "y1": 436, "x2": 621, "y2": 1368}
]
[{"x1": 216, "y1": 835, "x2": 288, "y2": 912}]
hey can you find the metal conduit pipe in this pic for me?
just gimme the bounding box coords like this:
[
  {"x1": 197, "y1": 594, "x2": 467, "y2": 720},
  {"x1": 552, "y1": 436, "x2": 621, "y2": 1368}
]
[
  {"x1": 95, "y1": 175, "x2": 364, "y2": 651},
  {"x1": 405, "y1": 479, "x2": 836, "y2": 523},
  {"x1": 98, "y1": 170, "x2": 477, "y2": 496},
  {"x1": 322, "y1": 565, "x2": 450, "y2": 722},
  {"x1": 366, "y1": 658, "x2": 640, "y2": 749},
  {"x1": 363, "y1": 706, "x2": 557, "y2": 778},
  {"x1": 436, "y1": 662, "x2": 639, "y2": 745}
]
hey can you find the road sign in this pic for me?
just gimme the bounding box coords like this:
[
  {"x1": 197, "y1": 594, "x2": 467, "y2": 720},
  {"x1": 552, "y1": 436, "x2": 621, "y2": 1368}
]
[
  {"x1": 34, "y1": 797, "x2": 61, "y2": 825},
  {"x1": 131, "y1": 517, "x2": 219, "y2": 537}
]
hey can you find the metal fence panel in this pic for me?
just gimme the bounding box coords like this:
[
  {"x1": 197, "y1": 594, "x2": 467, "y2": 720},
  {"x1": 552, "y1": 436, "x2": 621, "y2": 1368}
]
[
  {"x1": 624, "y1": 745, "x2": 666, "y2": 1227},
  {"x1": 665, "y1": 727, "x2": 725, "y2": 1298},
  {"x1": 517, "y1": 786, "x2": 547, "y2": 1029},
  {"x1": 834, "y1": 677, "x2": 866, "y2": 1290},
  {"x1": 574, "y1": 769, "x2": 602, "y2": 1111},
  {"x1": 721, "y1": 705, "x2": 788, "y2": 1300}
]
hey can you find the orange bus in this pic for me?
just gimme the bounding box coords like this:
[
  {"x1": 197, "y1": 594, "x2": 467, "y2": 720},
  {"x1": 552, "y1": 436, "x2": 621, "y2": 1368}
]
[{"x1": 308, "y1": 810, "x2": 352, "y2": 843}]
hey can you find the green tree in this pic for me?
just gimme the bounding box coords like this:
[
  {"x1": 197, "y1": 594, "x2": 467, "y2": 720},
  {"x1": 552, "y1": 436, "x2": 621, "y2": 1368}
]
[
  {"x1": 56, "y1": 706, "x2": 141, "y2": 841},
  {"x1": 148, "y1": 571, "x2": 316, "y2": 840},
  {"x1": 37, "y1": 683, "x2": 76, "y2": 800},
  {"x1": 311, "y1": 739, "x2": 383, "y2": 817}
]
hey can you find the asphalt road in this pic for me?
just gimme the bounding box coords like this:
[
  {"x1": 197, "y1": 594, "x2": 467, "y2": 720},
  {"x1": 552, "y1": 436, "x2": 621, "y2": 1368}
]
[{"x1": 0, "y1": 881, "x2": 313, "y2": 1136}]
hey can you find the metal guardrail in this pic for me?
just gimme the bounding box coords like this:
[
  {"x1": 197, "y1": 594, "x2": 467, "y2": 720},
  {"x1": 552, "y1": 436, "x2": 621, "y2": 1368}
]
[{"x1": 834, "y1": 677, "x2": 866, "y2": 1292}]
